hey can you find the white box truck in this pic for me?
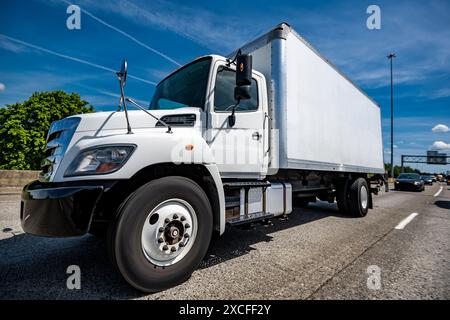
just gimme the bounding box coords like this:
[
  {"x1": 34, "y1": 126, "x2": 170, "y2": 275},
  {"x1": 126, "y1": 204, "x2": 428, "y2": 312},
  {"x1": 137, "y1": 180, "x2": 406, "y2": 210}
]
[{"x1": 21, "y1": 23, "x2": 385, "y2": 292}]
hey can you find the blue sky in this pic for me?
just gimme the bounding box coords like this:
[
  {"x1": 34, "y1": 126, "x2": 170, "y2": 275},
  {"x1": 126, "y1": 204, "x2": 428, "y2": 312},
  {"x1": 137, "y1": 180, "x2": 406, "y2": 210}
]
[{"x1": 0, "y1": 0, "x2": 449, "y2": 172}]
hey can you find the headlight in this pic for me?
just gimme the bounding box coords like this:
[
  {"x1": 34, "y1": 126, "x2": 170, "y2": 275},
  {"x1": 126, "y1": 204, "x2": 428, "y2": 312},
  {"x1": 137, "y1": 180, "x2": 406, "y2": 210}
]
[
  {"x1": 65, "y1": 145, "x2": 135, "y2": 176},
  {"x1": 414, "y1": 181, "x2": 420, "y2": 185}
]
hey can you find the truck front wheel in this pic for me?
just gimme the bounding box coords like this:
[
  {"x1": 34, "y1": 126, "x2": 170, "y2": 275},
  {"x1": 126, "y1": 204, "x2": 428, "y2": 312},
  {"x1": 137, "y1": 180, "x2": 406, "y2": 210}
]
[{"x1": 108, "y1": 176, "x2": 213, "y2": 292}]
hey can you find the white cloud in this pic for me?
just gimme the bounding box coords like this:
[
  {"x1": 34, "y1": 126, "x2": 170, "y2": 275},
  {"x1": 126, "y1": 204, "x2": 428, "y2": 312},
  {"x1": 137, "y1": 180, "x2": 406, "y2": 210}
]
[
  {"x1": 0, "y1": 34, "x2": 155, "y2": 86},
  {"x1": 0, "y1": 71, "x2": 103, "y2": 106},
  {"x1": 430, "y1": 141, "x2": 450, "y2": 151},
  {"x1": 432, "y1": 124, "x2": 450, "y2": 133},
  {"x1": 0, "y1": 83, "x2": 5, "y2": 92},
  {"x1": 0, "y1": 37, "x2": 27, "y2": 53},
  {"x1": 72, "y1": 0, "x2": 262, "y2": 53},
  {"x1": 428, "y1": 88, "x2": 450, "y2": 99}
]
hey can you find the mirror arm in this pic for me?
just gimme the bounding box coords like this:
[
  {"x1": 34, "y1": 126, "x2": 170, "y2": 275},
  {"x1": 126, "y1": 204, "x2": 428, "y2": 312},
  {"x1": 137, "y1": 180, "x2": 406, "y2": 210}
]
[
  {"x1": 126, "y1": 97, "x2": 172, "y2": 133},
  {"x1": 228, "y1": 99, "x2": 240, "y2": 128},
  {"x1": 118, "y1": 75, "x2": 132, "y2": 134},
  {"x1": 226, "y1": 49, "x2": 242, "y2": 67}
]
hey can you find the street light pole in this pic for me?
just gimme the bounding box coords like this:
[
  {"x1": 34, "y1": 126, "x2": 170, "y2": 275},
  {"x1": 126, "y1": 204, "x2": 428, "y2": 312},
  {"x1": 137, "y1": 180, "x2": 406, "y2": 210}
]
[{"x1": 387, "y1": 53, "x2": 396, "y2": 179}]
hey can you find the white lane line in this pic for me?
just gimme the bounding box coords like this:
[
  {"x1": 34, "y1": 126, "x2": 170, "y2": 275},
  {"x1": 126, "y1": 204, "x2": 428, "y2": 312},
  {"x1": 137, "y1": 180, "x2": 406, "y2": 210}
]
[
  {"x1": 433, "y1": 186, "x2": 443, "y2": 197},
  {"x1": 395, "y1": 213, "x2": 419, "y2": 230}
]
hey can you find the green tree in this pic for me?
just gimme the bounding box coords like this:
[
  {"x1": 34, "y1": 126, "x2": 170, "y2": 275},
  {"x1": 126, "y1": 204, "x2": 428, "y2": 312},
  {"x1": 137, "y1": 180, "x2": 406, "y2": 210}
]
[
  {"x1": 0, "y1": 91, "x2": 93, "y2": 170},
  {"x1": 384, "y1": 163, "x2": 421, "y2": 178}
]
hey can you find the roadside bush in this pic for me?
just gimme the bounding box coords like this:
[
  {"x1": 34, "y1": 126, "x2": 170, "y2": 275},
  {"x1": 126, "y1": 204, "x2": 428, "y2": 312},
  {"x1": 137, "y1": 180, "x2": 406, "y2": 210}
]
[{"x1": 0, "y1": 91, "x2": 93, "y2": 170}]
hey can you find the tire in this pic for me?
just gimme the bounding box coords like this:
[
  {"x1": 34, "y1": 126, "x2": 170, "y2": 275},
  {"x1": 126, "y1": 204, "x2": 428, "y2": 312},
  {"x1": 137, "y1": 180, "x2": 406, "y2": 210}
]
[
  {"x1": 108, "y1": 176, "x2": 213, "y2": 292},
  {"x1": 336, "y1": 179, "x2": 350, "y2": 215},
  {"x1": 348, "y1": 178, "x2": 369, "y2": 217}
]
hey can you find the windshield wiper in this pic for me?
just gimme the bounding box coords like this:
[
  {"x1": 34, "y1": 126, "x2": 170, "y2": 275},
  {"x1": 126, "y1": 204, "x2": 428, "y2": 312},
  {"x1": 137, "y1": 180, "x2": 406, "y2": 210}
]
[{"x1": 125, "y1": 97, "x2": 172, "y2": 133}]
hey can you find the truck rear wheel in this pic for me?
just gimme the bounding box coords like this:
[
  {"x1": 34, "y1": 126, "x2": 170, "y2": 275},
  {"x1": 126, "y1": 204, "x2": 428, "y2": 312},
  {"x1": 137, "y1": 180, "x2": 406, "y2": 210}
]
[
  {"x1": 336, "y1": 179, "x2": 350, "y2": 215},
  {"x1": 348, "y1": 178, "x2": 369, "y2": 217},
  {"x1": 108, "y1": 176, "x2": 213, "y2": 292}
]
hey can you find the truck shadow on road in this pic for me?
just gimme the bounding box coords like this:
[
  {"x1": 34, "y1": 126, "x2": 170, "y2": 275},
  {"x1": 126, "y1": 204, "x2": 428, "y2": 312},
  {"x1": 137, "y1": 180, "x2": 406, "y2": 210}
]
[
  {"x1": 200, "y1": 201, "x2": 354, "y2": 270},
  {"x1": 0, "y1": 202, "x2": 346, "y2": 299}
]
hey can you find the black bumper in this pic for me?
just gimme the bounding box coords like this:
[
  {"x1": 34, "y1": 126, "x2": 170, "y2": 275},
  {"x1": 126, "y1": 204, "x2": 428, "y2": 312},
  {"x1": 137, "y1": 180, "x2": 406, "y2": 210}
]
[
  {"x1": 394, "y1": 183, "x2": 422, "y2": 191},
  {"x1": 21, "y1": 180, "x2": 105, "y2": 237}
]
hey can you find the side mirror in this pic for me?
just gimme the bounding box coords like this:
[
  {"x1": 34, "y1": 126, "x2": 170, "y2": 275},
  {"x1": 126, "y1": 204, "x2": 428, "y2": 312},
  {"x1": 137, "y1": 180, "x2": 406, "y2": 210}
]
[
  {"x1": 236, "y1": 54, "x2": 252, "y2": 86},
  {"x1": 117, "y1": 59, "x2": 127, "y2": 85},
  {"x1": 234, "y1": 53, "x2": 252, "y2": 102},
  {"x1": 234, "y1": 85, "x2": 251, "y2": 101},
  {"x1": 228, "y1": 113, "x2": 236, "y2": 127}
]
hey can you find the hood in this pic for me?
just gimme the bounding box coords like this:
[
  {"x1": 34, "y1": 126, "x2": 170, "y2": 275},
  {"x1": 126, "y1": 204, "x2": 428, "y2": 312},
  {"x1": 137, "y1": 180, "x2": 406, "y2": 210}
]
[
  {"x1": 396, "y1": 178, "x2": 420, "y2": 183},
  {"x1": 70, "y1": 107, "x2": 202, "y2": 132}
]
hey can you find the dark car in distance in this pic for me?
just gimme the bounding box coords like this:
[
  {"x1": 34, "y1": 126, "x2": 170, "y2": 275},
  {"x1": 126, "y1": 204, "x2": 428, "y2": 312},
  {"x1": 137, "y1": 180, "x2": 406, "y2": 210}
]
[
  {"x1": 395, "y1": 173, "x2": 425, "y2": 191},
  {"x1": 421, "y1": 175, "x2": 434, "y2": 185}
]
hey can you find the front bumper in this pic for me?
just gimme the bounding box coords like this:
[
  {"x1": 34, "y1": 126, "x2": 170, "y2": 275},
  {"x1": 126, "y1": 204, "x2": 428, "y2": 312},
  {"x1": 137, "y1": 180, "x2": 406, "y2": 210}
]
[
  {"x1": 394, "y1": 182, "x2": 422, "y2": 190},
  {"x1": 21, "y1": 180, "x2": 105, "y2": 237}
]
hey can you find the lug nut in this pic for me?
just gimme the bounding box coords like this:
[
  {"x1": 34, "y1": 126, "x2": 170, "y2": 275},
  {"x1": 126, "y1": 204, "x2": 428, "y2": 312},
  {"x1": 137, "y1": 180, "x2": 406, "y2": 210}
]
[
  {"x1": 180, "y1": 216, "x2": 186, "y2": 221},
  {"x1": 158, "y1": 227, "x2": 164, "y2": 233},
  {"x1": 158, "y1": 237, "x2": 164, "y2": 243},
  {"x1": 162, "y1": 245, "x2": 169, "y2": 251},
  {"x1": 179, "y1": 242, "x2": 185, "y2": 247},
  {"x1": 173, "y1": 214, "x2": 178, "y2": 219},
  {"x1": 184, "y1": 233, "x2": 189, "y2": 239},
  {"x1": 171, "y1": 247, "x2": 177, "y2": 252},
  {"x1": 184, "y1": 223, "x2": 190, "y2": 229},
  {"x1": 164, "y1": 218, "x2": 170, "y2": 223}
]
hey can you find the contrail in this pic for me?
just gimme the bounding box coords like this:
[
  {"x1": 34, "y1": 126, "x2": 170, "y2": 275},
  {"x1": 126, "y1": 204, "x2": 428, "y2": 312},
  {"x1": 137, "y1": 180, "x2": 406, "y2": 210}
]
[
  {"x1": 62, "y1": 0, "x2": 181, "y2": 67},
  {"x1": 0, "y1": 34, "x2": 156, "y2": 86},
  {"x1": 75, "y1": 84, "x2": 150, "y2": 107}
]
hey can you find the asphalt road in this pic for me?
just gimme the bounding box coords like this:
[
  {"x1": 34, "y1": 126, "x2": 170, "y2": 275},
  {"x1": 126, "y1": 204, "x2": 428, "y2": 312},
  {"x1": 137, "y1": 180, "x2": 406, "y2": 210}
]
[{"x1": 0, "y1": 183, "x2": 449, "y2": 299}]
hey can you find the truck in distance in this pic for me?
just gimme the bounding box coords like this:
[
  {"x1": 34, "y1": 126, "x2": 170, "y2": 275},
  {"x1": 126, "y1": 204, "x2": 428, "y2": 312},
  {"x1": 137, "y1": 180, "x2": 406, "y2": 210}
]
[{"x1": 20, "y1": 22, "x2": 385, "y2": 292}]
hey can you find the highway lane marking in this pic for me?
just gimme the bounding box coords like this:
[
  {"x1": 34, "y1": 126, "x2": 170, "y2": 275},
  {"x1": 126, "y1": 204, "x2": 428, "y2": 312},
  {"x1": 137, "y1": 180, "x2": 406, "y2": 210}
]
[
  {"x1": 433, "y1": 186, "x2": 443, "y2": 197},
  {"x1": 395, "y1": 213, "x2": 419, "y2": 230}
]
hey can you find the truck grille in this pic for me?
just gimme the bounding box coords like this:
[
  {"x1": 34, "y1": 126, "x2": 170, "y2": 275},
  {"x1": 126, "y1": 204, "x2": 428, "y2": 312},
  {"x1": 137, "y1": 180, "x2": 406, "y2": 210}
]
[{"x1": 39, "y1": 117, "x2": 81, "y2": 182}]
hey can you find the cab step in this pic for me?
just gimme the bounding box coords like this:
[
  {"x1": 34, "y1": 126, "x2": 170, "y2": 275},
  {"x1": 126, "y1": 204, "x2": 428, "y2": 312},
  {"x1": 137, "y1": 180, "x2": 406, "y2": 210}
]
[
  {"x1": 223, "y1": 181, "x2": 271, "y2": 189},
  {"x1": 226, "y1": 212, "x2": 274, "y2": 226}
]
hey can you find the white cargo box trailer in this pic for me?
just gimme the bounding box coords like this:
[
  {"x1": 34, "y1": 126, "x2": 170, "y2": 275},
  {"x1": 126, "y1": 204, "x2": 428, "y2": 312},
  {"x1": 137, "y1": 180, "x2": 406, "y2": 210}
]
[{"x1": 233, "y1": 23, "x2": 384, "y2": 174}]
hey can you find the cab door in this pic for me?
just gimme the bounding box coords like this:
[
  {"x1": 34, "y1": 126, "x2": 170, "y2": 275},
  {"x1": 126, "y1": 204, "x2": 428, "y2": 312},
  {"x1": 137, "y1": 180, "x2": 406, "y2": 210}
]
[{"x1": 205, "y1": 60, "x2": 268, "y2": 179}]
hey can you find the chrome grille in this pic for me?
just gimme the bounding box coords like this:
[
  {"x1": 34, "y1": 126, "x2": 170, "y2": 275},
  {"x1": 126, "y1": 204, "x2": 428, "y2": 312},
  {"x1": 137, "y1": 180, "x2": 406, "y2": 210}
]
[{"x1": 39, "y1": 117, "x2": 81, "y2": 182}]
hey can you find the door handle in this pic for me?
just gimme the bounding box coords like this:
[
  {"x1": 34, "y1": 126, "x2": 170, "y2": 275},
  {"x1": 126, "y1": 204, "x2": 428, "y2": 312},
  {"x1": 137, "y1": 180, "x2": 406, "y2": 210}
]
[{"x1": 252, "y1": 132, "x2": 261, "y2": 140}]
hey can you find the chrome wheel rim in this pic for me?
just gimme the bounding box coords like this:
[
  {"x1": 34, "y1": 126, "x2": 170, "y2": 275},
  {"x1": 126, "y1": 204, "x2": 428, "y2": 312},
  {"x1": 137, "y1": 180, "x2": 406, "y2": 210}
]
[
  {"x1": 141, "y1": 198, "x2": 197, "y2": 267},
  {"x1": 360, "y1": 185, "x2": 368, "y2": 209}
]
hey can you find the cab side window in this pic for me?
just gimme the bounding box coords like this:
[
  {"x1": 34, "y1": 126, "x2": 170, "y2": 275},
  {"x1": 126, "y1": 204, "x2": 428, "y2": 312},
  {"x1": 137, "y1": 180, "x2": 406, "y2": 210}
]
[{"x1": 214, "y1": 67, "x2": 258, "y2": 112}]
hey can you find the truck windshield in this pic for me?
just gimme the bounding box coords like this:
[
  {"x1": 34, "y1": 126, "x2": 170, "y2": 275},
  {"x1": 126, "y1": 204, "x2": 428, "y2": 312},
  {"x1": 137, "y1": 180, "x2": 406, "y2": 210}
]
[{"x1": 149, "y1": 58, "x2": 211, "y2": 110}]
